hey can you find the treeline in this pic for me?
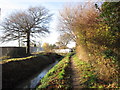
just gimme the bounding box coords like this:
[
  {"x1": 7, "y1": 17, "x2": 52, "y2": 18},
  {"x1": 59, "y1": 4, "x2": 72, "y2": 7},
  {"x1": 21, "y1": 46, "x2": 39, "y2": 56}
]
[{"x1": 58, "y1": 2, "x2": 120, "y2": 87}]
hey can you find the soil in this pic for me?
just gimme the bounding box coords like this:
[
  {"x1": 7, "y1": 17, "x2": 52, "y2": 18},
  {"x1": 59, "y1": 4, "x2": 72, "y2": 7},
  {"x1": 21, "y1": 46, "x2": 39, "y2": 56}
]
[{"x1": 70, "y1": 57, "x2": 82, "y2": 89}]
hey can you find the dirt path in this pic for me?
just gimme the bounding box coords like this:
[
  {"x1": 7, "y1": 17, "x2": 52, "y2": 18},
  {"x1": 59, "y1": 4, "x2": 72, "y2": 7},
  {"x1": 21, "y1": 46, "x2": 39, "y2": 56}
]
[{"x1": 70, "y1": 57, "x2": 82, "y2": 89}]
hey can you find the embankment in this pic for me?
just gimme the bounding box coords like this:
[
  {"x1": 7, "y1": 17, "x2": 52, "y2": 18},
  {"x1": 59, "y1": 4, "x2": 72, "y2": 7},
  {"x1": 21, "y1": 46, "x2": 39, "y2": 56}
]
[
  {"x1": 36, "y1": 53, "x2": 74, "y2": 89},
  {"x1": 2, "y1": 53, "x2": 62, "y2": 88},
  {"x1": 37, "y1": 53, "x2": 119, "y2": 89}
]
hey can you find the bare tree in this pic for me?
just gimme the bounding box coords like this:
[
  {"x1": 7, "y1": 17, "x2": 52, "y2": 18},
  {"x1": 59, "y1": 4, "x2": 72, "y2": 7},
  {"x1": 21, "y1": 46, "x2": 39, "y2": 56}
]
[
  {"x1": 57, "y1": 33, "x2": 72, "y2": 48},
  {"x1": 0, "y1": 6, "x2": 52, "y2": 54},
  {"x1": 58, "y1": 3, "x2": 99, "y2": 62}
]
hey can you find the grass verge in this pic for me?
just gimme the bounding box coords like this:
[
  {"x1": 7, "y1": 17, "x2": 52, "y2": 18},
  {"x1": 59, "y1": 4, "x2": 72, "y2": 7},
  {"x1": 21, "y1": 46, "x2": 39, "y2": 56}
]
[
  {"x1": 36, "y1": 53, "x2": 72, "y2": 89},
  {"x1": 72, "y1": 54, "x2": 119, "y2": 88}
]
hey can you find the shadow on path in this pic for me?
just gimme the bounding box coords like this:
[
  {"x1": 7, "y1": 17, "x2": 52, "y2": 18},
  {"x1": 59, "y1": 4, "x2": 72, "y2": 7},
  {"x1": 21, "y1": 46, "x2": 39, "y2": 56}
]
[{"x1": 69, "y1": 54, "x2": 82, "y2": 89}]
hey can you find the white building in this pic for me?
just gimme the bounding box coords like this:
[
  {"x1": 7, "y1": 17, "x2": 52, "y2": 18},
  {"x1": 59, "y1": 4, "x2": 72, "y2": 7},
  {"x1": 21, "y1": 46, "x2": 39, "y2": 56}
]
[{"x1": 54, "y1": 49, "x2": 72, "y2": 53}]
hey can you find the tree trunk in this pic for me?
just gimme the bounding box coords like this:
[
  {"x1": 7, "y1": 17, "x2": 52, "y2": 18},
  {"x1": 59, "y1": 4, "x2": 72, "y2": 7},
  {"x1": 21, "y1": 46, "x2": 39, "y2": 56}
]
[
  {"x1": 26, "y1": 30, "x2": 30, "y2": 55},
  {"x1": 18, "y1": 31, "x2": 20, "y2": 47}
]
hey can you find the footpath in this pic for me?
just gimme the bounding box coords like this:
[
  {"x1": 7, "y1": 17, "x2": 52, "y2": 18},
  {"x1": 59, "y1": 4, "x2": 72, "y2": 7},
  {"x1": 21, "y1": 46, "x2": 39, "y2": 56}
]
[{"x1": 70, "y1": 56, "x2": 82, "y2": 89}]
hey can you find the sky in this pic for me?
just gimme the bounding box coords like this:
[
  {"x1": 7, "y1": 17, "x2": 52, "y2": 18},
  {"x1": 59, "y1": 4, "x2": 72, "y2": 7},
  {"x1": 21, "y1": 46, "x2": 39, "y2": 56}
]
[
  {"x1": 0, "y1": 0, "x2": 62, "y2": 46},
  {"x1": 0, "y1": 0, "x2": 78, "y2": 47},
  {"x1": 0, "y1": 0, "x2": 100, "y2": 47}
]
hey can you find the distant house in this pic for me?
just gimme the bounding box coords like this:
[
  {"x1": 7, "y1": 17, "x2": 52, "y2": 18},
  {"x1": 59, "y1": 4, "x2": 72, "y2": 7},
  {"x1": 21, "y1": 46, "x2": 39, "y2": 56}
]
[{"x1": 53, "y1": 49, "x2": 72, "y2": 53}]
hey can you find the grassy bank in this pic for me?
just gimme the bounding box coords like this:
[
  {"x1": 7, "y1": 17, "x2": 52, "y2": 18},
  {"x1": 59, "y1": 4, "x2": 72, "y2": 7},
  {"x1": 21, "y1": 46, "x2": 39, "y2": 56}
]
[
  {"x1": 72, "y1": 55, "x2": 119, "y2": 88},
  {"x1": 0, "y1": 56, "x2": 11, "y2": 60},
  {"x1": 36, "y1": 53, "x2": 73, "y2": 89},
  {"x1": 72, "y1": 55, "x2": 98, "y2": 88},
  {"x1": 36, "y1": 53, "x2": 119, "y2": 89},
  {"x1": 2, "y1": 53, "x2": 62, "y2": 88}
]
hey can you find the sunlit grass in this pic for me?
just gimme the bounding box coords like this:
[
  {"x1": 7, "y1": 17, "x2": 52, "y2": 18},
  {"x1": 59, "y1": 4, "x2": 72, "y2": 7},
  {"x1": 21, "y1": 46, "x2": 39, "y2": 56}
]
[
  {"x1": 0, "y1": 55, "x2": 36, "y2": 64},
  {"x1": 0, "y1": 56, "x2": 11, "y2": 60},
  {"x1": 72, "y1": 55, "x2": 97, "y2": 88},
  {"x1": 37, "y1": 53, "x2": 72, "y2": 89},
  {"x1": 72, "y1": 54, "x2": 119, "y2": 88}
]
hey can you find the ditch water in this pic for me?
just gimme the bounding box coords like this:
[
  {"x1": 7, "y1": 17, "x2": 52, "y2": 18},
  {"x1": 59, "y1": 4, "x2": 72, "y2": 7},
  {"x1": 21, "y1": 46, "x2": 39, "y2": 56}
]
[{"x1": 16, "y1": 61, "x2": 58, "y2": 88}]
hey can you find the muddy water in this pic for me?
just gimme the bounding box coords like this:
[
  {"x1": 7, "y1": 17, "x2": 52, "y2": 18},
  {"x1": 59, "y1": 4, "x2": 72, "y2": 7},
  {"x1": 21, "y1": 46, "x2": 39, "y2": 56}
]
[{"x1": 17, "y1": 61, "x2": 58, "y2": 88}]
